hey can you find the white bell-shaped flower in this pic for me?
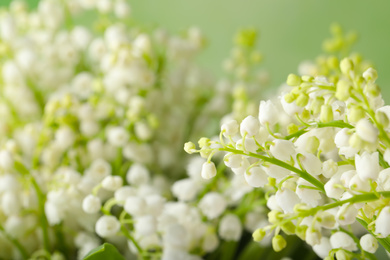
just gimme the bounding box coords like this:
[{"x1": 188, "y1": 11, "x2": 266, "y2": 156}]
[
  {"x1": 199, "y1": 192, "x2": 227, "y2": 219},
  {"x1": 259, "y1": 100, "x2": 278, "y2": 126},
  {"x1": 82, "y1": 195, "x2": 101, "y2": 214},
  {"x1": 330, "y1": 231, "x2": 358, "y2": 251},
  {"x1": 355, "y1": 152, "x2": 379, "y2": 181},
  {"x1": 245, "y1": 166, "x2": 268, "y2": 188},
  {"x1": 201, "y1": 162, "x2": 217, "y2": 179},
  {"x1": 240, "y1": 116, "x2": 260, "y2": 137},
  {"x1": 269, "y1": 140, "x2": 296, "y2": 161},
  {"x1": 275, "y1": 188, "x2": 300, "y2": 213},
  {"x1": 375, "y1": 206, "x2": 390, "y2": 237},
  {"x1": 355, "y1": 118, "x2": 378, "y2": 143},
  {"x1": 95, "y1": 215, "x2": 120, "y2": 238},
  {"x1": 218, "y1": 214, "x2": 242, "y2": 241},
  {"x1": 360, "y1": 234, "x2": 378, "y2": 254}
]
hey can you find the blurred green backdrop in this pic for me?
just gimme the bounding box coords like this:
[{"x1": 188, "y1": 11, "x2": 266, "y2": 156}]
[{"x1": 2, "y1": 0, "x2": 390, "y2": 101}]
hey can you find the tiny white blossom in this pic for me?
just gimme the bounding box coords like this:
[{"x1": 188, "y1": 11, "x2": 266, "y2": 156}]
[
  {"x1": 221, "y1": 120, "x2": 239, "y2": 137},
  {"x1": 95, "y1": 215, "x2": 120, "y2": 238},
  {"x1": 245, "y1": 166, "x2": 268, "y2": 188},
  {"x1": 355, "y1": 118, "x2": 378, "y2": 143},
  {"x1": 218, "y1": 214, "x2": 242, "y2": 241},
  {"x1": 360, "y1": 234, "x2": 378, "y2": 254},
  {"x1": 101, "y1": 176, "x2": 123, "y2": 191},
  {"x1": 259, "y1": 100, "x2": 278, "y2": 126},
  {"x1": 199, "y1": 192, "x2": 227, "y2": 219},
  {"x1": 375, "y1": 206, "x2": 390, "y2": 237},
  {"x1": 82, "y1": 195, "x2": 101, "y2": 214},
  {"x1": 240, "y1": 116, "x2": 260, "y2": 137},
  {"x1": 355, "y1": 152, "x2": 379, "y2": 181},
  {"x1": 330, "y1": 232, "x2": 358, "y2": 251},
  {"x1": 201, "y1": 162, "x2": 217, "y2": 179},
  {"x1": 269, "y1": 140, "x2": 296, "y2": 162}
]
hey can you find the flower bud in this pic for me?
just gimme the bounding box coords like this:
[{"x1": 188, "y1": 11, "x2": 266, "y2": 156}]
[
  {"x1": 375, "y1": 206, "x2": 390, "y2": 237},
  {"x1": 286, "y1": 74, "x2": 301, "y2": 86},
  {"x1": 348, "y1": 105, "x2": 365, "y2": 123},
  {"x1": 184, "y1": 142, "x2": 196, "y2": 154},
  {"x1": 335, "y1": 80, "x2": 351, "y2": 101},
  {"x1": 201, "y1": 162, "x2": 217, "y2": 179},
  {"x1": 340, "y1": 58, "x2": 354, "y2": 75},
  {"x1": 82, "y1": 195, "x2": 102, "y2": 214},
  {"x1": 252, "y1": 228, "x2": 266, "y2": 242},
  {"x1": 330, "y1": 231, "x2": 358, "y2": 251},
  {"x1": 240, "y1": 116, "x2": 260, "y2": 137},
  {"x1": 363, "y1": 67, "x2": 378, "y2": 82},
  {"x1": 360, "y1": 234, "x2": 378, "y2": 254},
  {"x1": 221, "y1": 120, "x2": 239, "y2": 137},
  {"x1": 272, "y1": 235, "x2": 287, "y2": 252},
  {"x1": 320, "y1": 104, "x2": 333, "y2": 123},
  {"x1": 95, "y1": 215, "x2": 120, "y2": 238}
]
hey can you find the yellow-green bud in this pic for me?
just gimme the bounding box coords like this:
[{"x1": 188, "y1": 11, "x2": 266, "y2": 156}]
[
  {"x1": 272, "y1": 235, "x2": 287, "y2": 252},
  {"x1": 327, "y1": 56, "x2": 339, "y2": 69},
  {"x1": 311, "y1": 97, "x2": 325, "y2": 115},
  {"x1": 296, "y1": 225, "x2": 307, "y2": 240},
  {"x1": 235, "y1": 28, "x2": 257, "y2": 48},
  {"x1": 376, "y1": 110, "x2": 390, "y2": 128},
  {"x1": 301, "y1": 75, "x2": 314, "y2": 82},
  {"x1": 268, "y1": 177, "x2": 276, "y2": 187},
  {"x1": 330, "y1": 23, "x2": 343, "y2": 35},
  {"x1": 250, "y1": 50, "x2": 263, "y2": 63},
  {"x1": 296, "y1": 93, "x2": 309, "y2": 107},
  {"x1": 320, "y1": 104, "x2": 333, "y2": 123},
  {"x1": 233, "y1": 84, "x2": 247, "y2": 100},
  {"x1": 363, "y1": 67, "x2": 378, "y2": 82},
  {"x1": 284, "y1": 93, "x2": 296, "y2": 103},
  {"x1": 335, "y1": 250, "x2": 351, "y2": 260},
  {"x1": 199, "y1": 147, "x2": 212, "y2": 159},
  {"x1": 348, "y1": 105, "x2": 365, "y2": 123},
  {"x1": 287, "y1": 123, "x2": 299, "y2": 135},
  {"x1": 287, "y1": 74, "x2": 302, "y2": 86},
  {"x1": 340, "y1": 58, "x2": 354, "y2": 75},
  {"x1": 335, "y1": 80, "x2": 351, "y2": 101},
  {"x1": 305, "y1": 136, "x2": 320, "y2": 154},
  {"x1": 184, "y1": 142, "x2": 196, "y2": 154},
  {"x1": 268, "y1": 210, "x2": 282, "y2": 224},
  {"x1": 301, "y1": 109, "x2": 311, "y2": 122},
  {"x1": 281, "y1": 221, "x2": 295, "y2": 235},
  {"x1": 349, "y1": 133, "x2": 365, "y2": 150},
  {"x1": 198, "y1": 137, "x2": 211, "y2": 148},
  {"x1": 364, "y1": 83, "x2": 381, "y2": 97},
  {"x1": 252, "y1": 228, "x2": 266, "y2": 242},
  {"x1": 293, "y1": 203, "x2": 311, "y2": 213}
]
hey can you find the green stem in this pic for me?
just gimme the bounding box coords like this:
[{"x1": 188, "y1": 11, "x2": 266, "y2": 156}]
[
  {"x1": 0, "y1": 224, "x2": 29, "y2": 259},
  {"x1": 220, "y1": 147, "x2": 325, "y2": 192},
  {"x1": 31, "y1": 177, "x2": 51, "y2": 254},
  {"x1": 120, "y1": 226, "x2": 143, "y2": 254}
]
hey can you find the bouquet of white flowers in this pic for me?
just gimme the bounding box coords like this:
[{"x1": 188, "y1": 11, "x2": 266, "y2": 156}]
[{"x1": 0, "y1": 1, "x2": 388, "y2": 260}]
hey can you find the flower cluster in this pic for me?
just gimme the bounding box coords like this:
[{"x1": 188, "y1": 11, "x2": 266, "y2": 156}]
[
  {"x1": 0, "y1": 1, "x2": 273, "y2": 259},
  {"x1": 187, "y1": 25, "x2": 390, "y2": 260}
]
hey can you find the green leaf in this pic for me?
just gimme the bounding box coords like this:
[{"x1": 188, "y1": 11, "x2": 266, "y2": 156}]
[{"x1": 83, "y1": 243, "x2": 125, "y2": 260}]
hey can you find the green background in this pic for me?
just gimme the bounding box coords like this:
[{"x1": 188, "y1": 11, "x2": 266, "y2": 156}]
[{"x1": 3, "y1": 0, "x2": 390, "y2": 100}]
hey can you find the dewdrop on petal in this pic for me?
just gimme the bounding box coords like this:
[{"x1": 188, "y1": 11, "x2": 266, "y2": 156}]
[
  {"x1": 101, "y1": 175, "x2": 123, "y2": 191},
  {"x1": 82, "y1": 195, "x2": 101, "y2": 214},
  {"x1": 360, "y1": 234, "x2": 378, "y2": 253},
  {"x1": 330, "y1": 232, "x2": 358, "y2": 251},
  {"x1": 375, "y1": 206, "x2": 390, "y2": 237},
  {"x1": 218, "y1": 214, "x2": 242, "y2": 241},
  {"x1": 201, "y1": 161, "x2": 217, "y2": 179},
  {"x1": 355, "y1": 118, "x2": 378, "y2": 143},
  {"x1": 240, "y1": 115, "x2": 260, "y2": 137},
  {"x1": 95, "y1": 215, "x2": 121, "y2": 238}
]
